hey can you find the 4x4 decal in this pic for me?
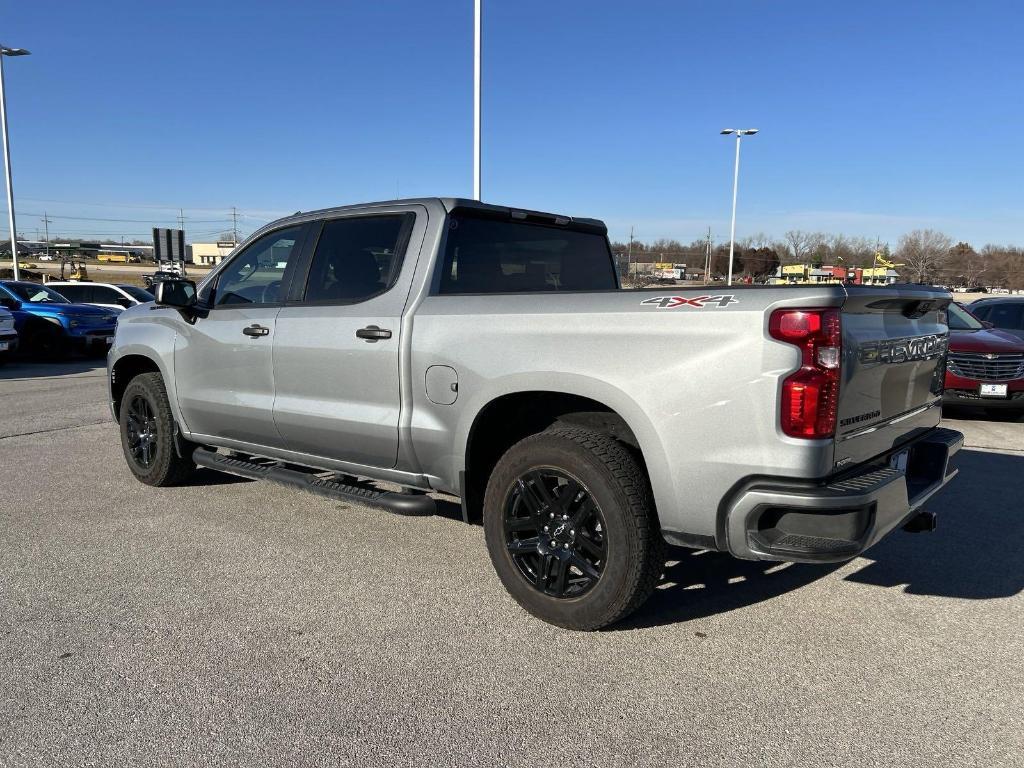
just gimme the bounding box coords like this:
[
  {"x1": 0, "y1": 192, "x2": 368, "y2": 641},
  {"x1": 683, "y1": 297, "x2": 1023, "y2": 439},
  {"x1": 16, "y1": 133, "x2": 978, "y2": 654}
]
[{"x1": 641, "y1": 294, "x2": 738, "y2": 309}]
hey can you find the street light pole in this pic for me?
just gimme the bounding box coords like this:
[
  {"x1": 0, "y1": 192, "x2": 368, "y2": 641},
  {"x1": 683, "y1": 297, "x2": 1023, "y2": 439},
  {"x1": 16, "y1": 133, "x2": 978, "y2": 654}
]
[
  {"x1": 720, "y1": 128, "x2": 758, "y2": 286},
  {"x1": 0, "y1": 45, "x2": 30, "y2": 281},
  {"x1": 473, "y1": 0, "x2": 482, "y2": 200}
]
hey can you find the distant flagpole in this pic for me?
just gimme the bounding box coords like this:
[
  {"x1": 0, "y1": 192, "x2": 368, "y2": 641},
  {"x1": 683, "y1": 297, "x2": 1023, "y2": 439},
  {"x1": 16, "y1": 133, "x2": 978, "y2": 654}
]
[{"x1": 473, "y1": 0, "x2": 482, "y2": 200}]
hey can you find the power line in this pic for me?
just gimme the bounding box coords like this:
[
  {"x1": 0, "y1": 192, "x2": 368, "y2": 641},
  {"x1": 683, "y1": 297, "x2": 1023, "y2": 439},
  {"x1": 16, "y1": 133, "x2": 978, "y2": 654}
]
[{"x1": 17, "y1": 211, "x2": 228, "y2": 224}]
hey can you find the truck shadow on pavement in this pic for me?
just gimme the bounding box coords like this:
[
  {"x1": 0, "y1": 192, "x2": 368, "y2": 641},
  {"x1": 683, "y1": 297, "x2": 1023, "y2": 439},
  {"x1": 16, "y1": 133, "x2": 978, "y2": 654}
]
[
  {"x1": 611, "y1": 550, "x2": 841, "y2": 630},
  {"x1": 0, "y1": 359, "x2": 106, "y2": 380},
  {"x1": 842, "y1": 448, "x2": 1022, "y2": 600},
  {"x1": 615, "y1": 448, "x2": 1022, "y2": 630}
]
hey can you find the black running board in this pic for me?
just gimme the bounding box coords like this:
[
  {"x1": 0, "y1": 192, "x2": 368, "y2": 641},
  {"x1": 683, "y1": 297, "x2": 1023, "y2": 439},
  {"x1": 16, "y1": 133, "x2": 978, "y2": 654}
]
[{"x1": 192, "y1": 447, "x2": 436, "y2": 516}]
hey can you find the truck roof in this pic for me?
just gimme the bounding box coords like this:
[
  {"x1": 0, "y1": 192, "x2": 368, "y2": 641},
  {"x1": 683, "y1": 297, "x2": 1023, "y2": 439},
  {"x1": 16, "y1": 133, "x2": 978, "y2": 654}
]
[{"x1": 263, "y1": 197, "x2": 607, "y2": 234}]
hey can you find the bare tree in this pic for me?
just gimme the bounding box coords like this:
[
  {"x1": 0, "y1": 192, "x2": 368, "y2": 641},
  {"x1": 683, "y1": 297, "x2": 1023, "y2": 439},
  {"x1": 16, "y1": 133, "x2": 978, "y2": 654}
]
[
  {"x1": 948, "y1": 242, "x2": 987, "y2": 288},
  {"x1": 739, "y1": 232, "x2": 772, "y2": 250},
  {"x1": 783, "y1": 230, "x2": 821, "y2": 265},
  {"x1": 740, "y1": 246, "x2": 781, "y2": 278},
  {"x1": 897, "y1": 230, "x2": 952, "y2": 283},
  {"x1": 981, "y1": 245, "x2": 1024, "y2": 291}
]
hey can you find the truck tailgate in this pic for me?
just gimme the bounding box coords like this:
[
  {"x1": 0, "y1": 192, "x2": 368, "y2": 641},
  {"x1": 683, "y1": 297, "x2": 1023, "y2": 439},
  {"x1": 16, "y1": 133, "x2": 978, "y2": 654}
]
[{"x1": 834, "y1": 285, "x2": 951, "y2": 469}]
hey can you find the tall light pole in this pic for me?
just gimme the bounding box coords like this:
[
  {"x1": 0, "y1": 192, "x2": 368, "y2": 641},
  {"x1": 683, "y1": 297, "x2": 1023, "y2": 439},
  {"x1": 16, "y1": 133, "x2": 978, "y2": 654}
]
[
  {"x1": 473, "y1": 0, "x2": 482, "y2": 200},
  {"x1": 720, "y1": 128, "x2": 758, "y2": 286},
  {"x1": 0, "y1": 44, "x2": 30, "y2": 281}
]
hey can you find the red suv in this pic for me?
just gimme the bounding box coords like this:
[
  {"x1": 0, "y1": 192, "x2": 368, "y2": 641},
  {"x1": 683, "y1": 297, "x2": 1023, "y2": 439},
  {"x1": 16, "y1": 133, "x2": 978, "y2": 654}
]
[{"x1": 943, "y1": 302, "x2": 1024, "y2": 414}]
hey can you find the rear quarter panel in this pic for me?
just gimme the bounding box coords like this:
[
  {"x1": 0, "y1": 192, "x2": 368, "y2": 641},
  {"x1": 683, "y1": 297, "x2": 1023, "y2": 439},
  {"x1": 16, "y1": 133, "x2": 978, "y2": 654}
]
[{"x1": 409, "y1": 286, "x2": 845, "y2": 539}]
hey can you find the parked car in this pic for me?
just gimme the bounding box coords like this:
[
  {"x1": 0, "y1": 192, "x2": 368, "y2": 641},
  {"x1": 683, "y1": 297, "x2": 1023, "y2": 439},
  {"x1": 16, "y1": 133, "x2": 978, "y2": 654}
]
[
  {"x1": 0, "y1": 280, "x2": 119, "y2": 359},
  {"x1": 942, "y1": 302, "x2": 1024, "y2": 414},
  {"x1": 46, "y1": 281, "x2": 154, "y2": 312},
  {"x1": 107, "y1": 197, "x2": 961, "y2": 630},
  {"x1": 968, "y1": 296, "x2": 1024, "y2": 342},
  {"x1": 143, "y1": 271, "x2": 183, "y2": 288},
  {"x1": 0, "y1": 306, "x2": 18, "y2": 363}
]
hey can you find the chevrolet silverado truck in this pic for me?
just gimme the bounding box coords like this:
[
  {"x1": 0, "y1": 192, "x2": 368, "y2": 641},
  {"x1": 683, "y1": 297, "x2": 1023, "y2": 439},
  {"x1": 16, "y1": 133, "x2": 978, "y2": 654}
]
[{"x1": 108, "y1": 198, "x2": 962, "y2": 630}]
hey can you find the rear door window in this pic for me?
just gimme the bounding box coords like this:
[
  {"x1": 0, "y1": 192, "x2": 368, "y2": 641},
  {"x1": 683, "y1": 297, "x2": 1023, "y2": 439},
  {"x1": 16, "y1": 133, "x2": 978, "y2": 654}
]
[
  {"x1": 91, "y1": 286, "x2": 124, "y2": 304},
  {"x1": 438, "y1": 213, "x2": 617, "y2": 294},
  {"x1": 987, "y1": 303, "x2": 1024, "y2": 330},
  {"x1": 54, "y1": 284, "x2": 92, "y2": 303},
  {"x1": 302, "y1": 214, "x2": 412, "y2": 304}
]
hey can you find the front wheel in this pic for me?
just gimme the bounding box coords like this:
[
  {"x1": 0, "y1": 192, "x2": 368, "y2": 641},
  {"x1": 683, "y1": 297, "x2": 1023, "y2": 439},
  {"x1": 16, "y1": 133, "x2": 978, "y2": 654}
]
[
  {"x1": 119, "y1": 372, "x2": 197, "y2": 486},
  {"x1": 26, "y1": 324, "x2": 68, "y2": 360},
  {"x1": 483, "y1": 426, "x2": 665, "y2": 630}
]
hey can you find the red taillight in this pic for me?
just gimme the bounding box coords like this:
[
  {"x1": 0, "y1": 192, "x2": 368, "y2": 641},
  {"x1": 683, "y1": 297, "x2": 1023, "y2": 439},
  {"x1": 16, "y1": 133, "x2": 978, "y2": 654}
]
[{"x1": 769, "y1": 308, "x2": 842, "y2": 438}]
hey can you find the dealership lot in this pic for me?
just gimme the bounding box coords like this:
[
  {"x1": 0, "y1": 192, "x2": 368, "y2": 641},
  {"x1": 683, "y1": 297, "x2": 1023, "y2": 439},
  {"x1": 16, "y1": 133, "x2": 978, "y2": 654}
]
[{"x1": 1, "y1": 361, "x2": 1021, "y2": 766}]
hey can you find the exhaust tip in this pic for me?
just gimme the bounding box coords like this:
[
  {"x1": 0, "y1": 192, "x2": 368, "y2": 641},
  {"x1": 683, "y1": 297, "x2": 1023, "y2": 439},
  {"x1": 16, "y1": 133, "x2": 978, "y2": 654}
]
[{"x1": 903, "y1": 510, "x2": 937, "y2": 533}]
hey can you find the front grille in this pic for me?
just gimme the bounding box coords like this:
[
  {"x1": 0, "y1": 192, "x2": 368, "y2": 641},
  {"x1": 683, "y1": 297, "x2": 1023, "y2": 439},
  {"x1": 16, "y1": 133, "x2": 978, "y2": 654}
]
[{"x1": 947, "y1": 352, "x2": 1024, "y2": 381}]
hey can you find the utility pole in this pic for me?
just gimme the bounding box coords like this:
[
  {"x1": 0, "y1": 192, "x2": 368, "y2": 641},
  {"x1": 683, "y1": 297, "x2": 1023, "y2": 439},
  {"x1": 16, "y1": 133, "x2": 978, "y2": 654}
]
[
  {"x1": 231, "y1": 206, "x2": 239, "y2": 244},
  {"x1": 704, "y1": 226, "x2": 712, "y2": 285},
  {"x1": 41, "y1": 211, "x2": 51, "y2": 260},
  {"x1": 627, "y1": 225, "x2": 634, "y2": 278},
  {"x1": 870, "y1": 236, "x2": 880, "y2": 286}
]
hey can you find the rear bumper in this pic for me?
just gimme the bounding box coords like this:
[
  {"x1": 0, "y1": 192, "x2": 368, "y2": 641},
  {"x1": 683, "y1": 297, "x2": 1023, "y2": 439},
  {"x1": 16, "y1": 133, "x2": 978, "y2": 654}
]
[
  {"x1": 720, "y1": 427, "x2": 963, "y2": 563},
  {"x1": 943, "y1": 390, "x2": 1024, "y2": 409},
  {"x1": 942, "y1": 372, "x2": 1024, "y2": 409}
]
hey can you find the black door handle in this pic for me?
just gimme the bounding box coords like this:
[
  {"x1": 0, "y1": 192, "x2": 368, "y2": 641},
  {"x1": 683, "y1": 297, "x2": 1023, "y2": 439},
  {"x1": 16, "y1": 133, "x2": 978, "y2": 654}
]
[
  {"x1": 242, "y1": 324, "x2": 270, "y2": 337},
  {"x1": 356, "y1": 325, "x2": 392, "y2": 342}
]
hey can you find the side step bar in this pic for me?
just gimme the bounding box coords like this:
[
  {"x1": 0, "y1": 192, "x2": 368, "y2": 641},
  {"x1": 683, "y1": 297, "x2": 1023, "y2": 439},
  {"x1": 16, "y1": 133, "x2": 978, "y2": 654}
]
[{"x1": 192, "y1": 448, "x2": 436, "y2": 516}]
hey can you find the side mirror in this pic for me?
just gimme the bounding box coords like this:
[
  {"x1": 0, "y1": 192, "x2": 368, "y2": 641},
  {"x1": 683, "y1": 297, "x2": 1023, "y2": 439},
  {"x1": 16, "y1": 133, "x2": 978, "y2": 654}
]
[
  {"x1": 982, "y1": 320, "x2": 994, "y2": 329},
  {"x1": 0, "y1": 297, "x2": 17, "y2": 310},
  {"x1": 153, "y1": 279, "x2": 197, "y2": 309},
  {"x1": 117, "y1": 298, "x2": 134, "y2": 308}
]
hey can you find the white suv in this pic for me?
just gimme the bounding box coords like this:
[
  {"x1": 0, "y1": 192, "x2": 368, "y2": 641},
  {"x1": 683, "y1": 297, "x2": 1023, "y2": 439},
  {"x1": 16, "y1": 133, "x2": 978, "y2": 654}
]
[{"x1": 46, "y1": 282, "x2": 154, "y2": 312}]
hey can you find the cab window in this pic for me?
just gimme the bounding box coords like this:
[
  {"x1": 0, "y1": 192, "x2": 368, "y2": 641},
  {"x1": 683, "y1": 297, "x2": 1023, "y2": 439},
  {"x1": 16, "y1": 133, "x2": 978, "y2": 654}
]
[
  {"x1": 214, "y1": 226, "x2": 304, "y2": 307},
  {"x1": 302, "y1": 214, "x2": 412, "y2": 304}
]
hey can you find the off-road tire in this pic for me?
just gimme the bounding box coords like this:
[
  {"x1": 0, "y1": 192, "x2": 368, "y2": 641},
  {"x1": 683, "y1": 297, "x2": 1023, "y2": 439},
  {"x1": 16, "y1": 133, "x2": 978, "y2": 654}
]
[
  {"x1": 26, "y1": 323, "x2": 68, "y2": 361},
  {"x1": 119, "y1": 372, "x2": 197, "y2": 486},
  {"x1": 483, "y1": 426, "x2": 665, "y2": 630}
]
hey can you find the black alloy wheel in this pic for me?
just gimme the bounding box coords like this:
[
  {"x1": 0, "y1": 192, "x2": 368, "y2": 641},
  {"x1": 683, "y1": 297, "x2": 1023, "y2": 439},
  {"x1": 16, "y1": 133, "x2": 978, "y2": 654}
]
[
  {"x1": 504, "y1": 469, "x2": 607, "y2": 599},
  {"x1": 484, "y1": 426, "x2": 665, "y2": 630},
  {"x1": 125, "y1": 394, "x2": 158, "y2": 470},
  {"x1": 117, "y1": 372, "x2": 196, "y2": 486}
]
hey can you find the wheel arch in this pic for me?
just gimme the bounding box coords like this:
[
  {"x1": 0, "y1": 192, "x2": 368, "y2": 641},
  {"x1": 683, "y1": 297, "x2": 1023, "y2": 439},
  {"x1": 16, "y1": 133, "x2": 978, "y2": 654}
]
[
  {"x1": 110, "y1": 353, "x2": 166, "y2": 421},
  {"x1": 458, "y1": 382, "x2": 670, "y2": 524}
]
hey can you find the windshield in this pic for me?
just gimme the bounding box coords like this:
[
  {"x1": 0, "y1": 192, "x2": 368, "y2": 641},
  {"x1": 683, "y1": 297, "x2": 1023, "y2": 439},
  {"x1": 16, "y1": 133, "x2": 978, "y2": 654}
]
[
  {"x1": 3, "y1": 282, "x2": 71, "y2": 304},
  {"x1": 119, "y1": 285, "x2": 154, "y2": 302},
  {"x1": 948, "y1": 302, "x2": 984, "y2": 331}
]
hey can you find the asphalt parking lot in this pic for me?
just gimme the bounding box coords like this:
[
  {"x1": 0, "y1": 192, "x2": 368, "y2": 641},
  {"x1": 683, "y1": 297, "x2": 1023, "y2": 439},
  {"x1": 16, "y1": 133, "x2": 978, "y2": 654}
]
[{"x1": 1, "y1": 361, "x2": 1022, "y2": 767}]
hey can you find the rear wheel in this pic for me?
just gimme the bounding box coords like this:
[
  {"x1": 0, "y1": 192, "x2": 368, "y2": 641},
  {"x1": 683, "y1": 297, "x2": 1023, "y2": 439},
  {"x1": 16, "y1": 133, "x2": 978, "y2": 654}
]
[
  {"x1": 26, "y1": 324, "x2": 68, "y2": 360},
  {"x1": 119, "y1": 372, "x2": 197, "y2": 486},
  {"x1": 483, "y1": 426, "x2": 665, "y2": 630}
]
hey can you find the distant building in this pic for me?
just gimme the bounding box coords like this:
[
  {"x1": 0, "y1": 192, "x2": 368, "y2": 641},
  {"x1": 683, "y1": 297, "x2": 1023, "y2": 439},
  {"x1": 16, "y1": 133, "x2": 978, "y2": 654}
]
[
  {"x1": 775, "y1": 263, "x2": 900, "y2": 285},
  {"x1": 189, "y1": 241, "x2": 237, "y2": 267}
]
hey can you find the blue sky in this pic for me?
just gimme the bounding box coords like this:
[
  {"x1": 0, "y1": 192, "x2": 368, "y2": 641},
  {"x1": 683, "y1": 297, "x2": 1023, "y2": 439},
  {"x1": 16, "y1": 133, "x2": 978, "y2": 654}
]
[{"x1": 4, "y1": 0, "x2": 1022, "y2": 246}]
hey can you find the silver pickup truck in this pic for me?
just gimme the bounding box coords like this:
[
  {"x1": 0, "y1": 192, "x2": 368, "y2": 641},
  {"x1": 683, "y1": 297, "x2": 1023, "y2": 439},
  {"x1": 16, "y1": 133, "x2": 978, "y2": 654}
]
[{"x1": 108, "y1": 198, "x2": 962, "y2": 630}]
